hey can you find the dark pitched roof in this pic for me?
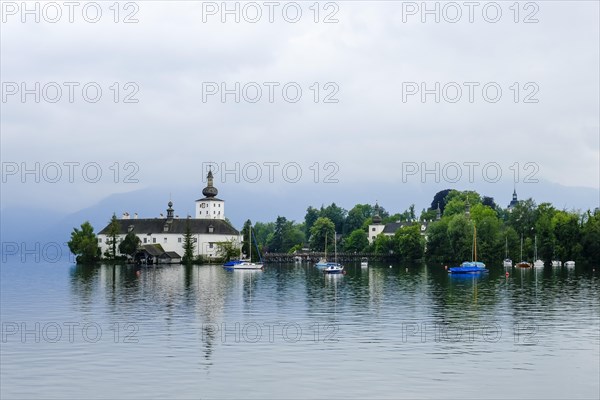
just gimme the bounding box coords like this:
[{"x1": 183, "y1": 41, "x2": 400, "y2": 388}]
[
  {"x1": 140, "y1": 244, "x2": 165, "y2": 256},
  {"x1": 382, "y1": 221, "x2": 430, "y2": 234},
  {"x1": 161, "y1": 251, "x2": 182, "y2": 259},
  {"x1": 98, "y1": 218, "x2": 239, "y2": 235}
]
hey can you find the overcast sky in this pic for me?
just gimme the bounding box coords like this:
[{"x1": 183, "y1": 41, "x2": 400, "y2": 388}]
[{"x1": 1, "y1": 1, "x2": 599, "y2": 215}]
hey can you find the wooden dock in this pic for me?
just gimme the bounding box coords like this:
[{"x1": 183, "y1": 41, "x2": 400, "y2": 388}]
[{"x1": 263, "y1": 252, "x2": 379, "y2": 263}]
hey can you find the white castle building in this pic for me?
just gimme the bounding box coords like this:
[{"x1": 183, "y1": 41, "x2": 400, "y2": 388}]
[{"x1": 97, "y1": 170, "x2": 241, "y2": 262}]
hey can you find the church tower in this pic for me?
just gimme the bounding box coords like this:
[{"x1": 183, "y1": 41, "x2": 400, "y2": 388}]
[
  {"x1": 195, "y1": 169, "x2": 225, "y2": 220},
  {"x1": 508, "y1": 188, "x2": 519, "y2": 211}
]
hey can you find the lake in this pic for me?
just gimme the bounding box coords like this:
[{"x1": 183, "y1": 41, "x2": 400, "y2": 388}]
[{"x1": 1, "y1": 261, "x2": 599, "y2": 399}]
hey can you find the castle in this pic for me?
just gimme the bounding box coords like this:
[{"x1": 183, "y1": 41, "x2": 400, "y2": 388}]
[{"x1": 97, "y1": 170, "x2": 241, "y2": 263}]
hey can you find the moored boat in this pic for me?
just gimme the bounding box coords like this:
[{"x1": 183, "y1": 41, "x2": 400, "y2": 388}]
[
  {"x1": 503, "y1": 237, "x2": 512, "y2": 267},
  {"x1": 564, "y1": 260, "x2": 575, "y2": 268},
  {"x1": 449, "y1": 225, "x2": 488, "y2": 274},
  {"x1": 223, "y1": 259, "x2": 243, "y2": 267},
  {"x1": 315, "y1": 232, "x2": 329, "y2": 269},
  {"x1": 323, "y1": 262, "x2": 344, "y2": 274},
  {"x1": 516, "y1": 234, "x2": 532, "y2": 268},
  {"x1": 449, "y1": 261, "x2": 488, "y2": 274},
  {"x1": 324, "y1": 231, "x2": 344, "y2": 275},
  {"x1": 360, "y1": 257, "x2": 368, "y2": 268},
  {"x1": 226, "y1": 225, "x2": 263, "y2": 270}
]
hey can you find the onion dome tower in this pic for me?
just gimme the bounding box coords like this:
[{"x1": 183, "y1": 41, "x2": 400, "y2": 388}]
[
  {"x1": 372, "y1": 202, "x2": 382, "y2": 224},
  {"x1": 195, "y1": 169, "x2": 225, "y2": 220}
]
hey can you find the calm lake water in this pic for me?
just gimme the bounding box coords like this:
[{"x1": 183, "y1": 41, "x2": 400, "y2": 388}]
[{"x1": 1, "y1": 261, "x2": 599, "y2": 399}]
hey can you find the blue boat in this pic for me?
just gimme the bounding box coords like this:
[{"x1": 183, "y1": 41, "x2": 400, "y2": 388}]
[
  {"x1": 223, "y1": 260, "x2": 243, "y2": 267},
  {"x1": 449, "y1": 225, "x2": 488, "y2": 274},
  {"x1": 449, "y1": 261, "x2": 488, "y2": 274}
]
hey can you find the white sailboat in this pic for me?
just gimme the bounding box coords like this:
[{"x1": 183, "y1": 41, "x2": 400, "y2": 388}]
[
  {"x1": 503, "y1": 236, "x2": 512, "y2": 268},
  {"x1": 533, "y1": 235, "x2": 544, "y2": 268},
  {"x1": 315, "y1": 232, "x2": 329, "y2": 269},
  {"x1": 324, "y1": 232, "x2": 344, "y2": 274},
  {"x1": 231, "y1": 225, "x2": 263, "y2": 270}
]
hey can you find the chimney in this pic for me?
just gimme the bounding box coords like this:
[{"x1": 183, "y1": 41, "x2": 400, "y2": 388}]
[{"x1": 134, "y1": 213, "x2": 138, "y2": 219}]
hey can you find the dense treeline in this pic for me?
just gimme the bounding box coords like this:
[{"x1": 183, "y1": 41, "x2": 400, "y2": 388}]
[
  {"x1": 250, "y1": 190, "x2": 599, "y2": 266},
  {"x1": 69, "y1": 189, "x2": 599, "y2": 266}
]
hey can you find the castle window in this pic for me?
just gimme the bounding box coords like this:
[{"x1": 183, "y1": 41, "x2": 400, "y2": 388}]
[
  {"x1": 152, "y1": 238, "x2": 156, "y2": 243},
  {"x1": 372, "y1": 227, "x2": 376, "y2": 231},
  {"x1": 98, "y1": 238, "x2": 102, "y2": 243},
  {"x1": 144, "y1": 238, "x2": 147, "y2": 243},
  {"x1": 164, "y1": 238, "x2": 167, "y2": 243},
  {"x1": 209, "y1": 243, "x2": 213, "y2": 249},
  {"x1": 178, "y1": 237, "x2": 182, "y2": 243}
]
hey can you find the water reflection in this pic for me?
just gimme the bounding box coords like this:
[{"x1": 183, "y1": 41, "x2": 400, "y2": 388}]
[{"x1": 65, "y1": 263, "x2": 599, "y2": 381}]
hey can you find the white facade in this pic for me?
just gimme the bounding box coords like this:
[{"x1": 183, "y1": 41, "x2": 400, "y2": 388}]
[
  {"x1": 97, "y1": 170, "x2": 241, "y2": 260},
  {"x1": 98, "y1": 231, "x2": 240, "y2": 259},
  {"x1": 368, "y1": 224, "x2": 385, "y2": 243},
  {"x1": 195, "y1": 199, "x2": 224, "y2": 219}
]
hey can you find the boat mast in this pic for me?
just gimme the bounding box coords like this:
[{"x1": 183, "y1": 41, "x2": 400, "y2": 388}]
[
  {"x1": 334, "y1": 231, "x2": 337, "y2": 264},
  {"x1": 520, "y1": 233, "x2": 523, "y2": 261},
  {"x1": 473, "y1": 225, "x2": 477, "y2": 262},
  {"x1": 325, "y1": 232, "x2": 327, "y2": 261}
]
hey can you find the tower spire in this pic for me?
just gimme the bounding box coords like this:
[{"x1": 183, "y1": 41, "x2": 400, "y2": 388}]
[
  {"x1": 167, "y1": 200, "x2": 174, "y2": 219},
  {"x1": 372, "y1": 201, "x2": 382, "y2": 224},
  {"x1": 465, "y1": 195, "x2": 471, "y2": 218},
  {"x1": 202, "y1": 169, "x2": 218, "y2": 198}
]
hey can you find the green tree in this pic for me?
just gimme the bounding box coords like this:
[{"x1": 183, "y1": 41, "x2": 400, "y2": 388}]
[
  {"x1": 215, "y1": 238, "x2": 240, "y2": 262},
  {"x1": 68, "y1": 221, "x2": 100, "y2": 264},
  {"x1": 447, "y1": 214, "x2": 472, "y2": 262},
  {"x1": 444, "y1": 190, "x2": 482, "y2": 218},
  {"x1": 372, "y1": 234, "x2": 395, "y2": 256},
  {"x1": 241, "y1": 219, "x2": 252, "y2": 256},
  {"x1": 395, "y1": 224, "x2": 425, "y2": 261},
  {"x1": 104, "y1": 213, "x2": 120, "y2": 259},
  {"x1": 118, "y1": 231, "x2": 140, "y2": 257},
  {"x1": 430, "y1": 189, "x2": 452, "y2": 215},
  {"x1": 282, "y1": 222, "x2": 305, "y2": 253},
  {"x1": 320, "y1": 203, "x2": 347, "y2": 233},
  {"x1": 425, "y1": 219, "x2": 451, "y2": 263},
  {"x1": 534, "y1": 203, "x2": 557, "y2": 260},
  {"x1": 507, "y1": 198, "x2": 537, "y2": 234},
  {"x1": 304, "y1": 207, "x2": 320, "y2": 238},
  {"x1": 182, "y1": 220, "x2": 195, "y2": 265},
  {"x1": 267, "y1": 216, "x2": 288, "y2": 253},
  {"x1": 582, "y1": 209, "x2": 600, "y2": 262},
  {"x1": 344, "y1": 229, "x2": 369, "y2": 253},
  {"x1": 344, "y1": 204, "x2": 373, "y2": 234},
  {"x1": 552, "y1": 210, "x2": 581, "y2": 260},
  {"x1": 309, "y1": 217, "x2": 335, "y2": 251},
  {"x1": 253, "y1": 221, "x2": 274, "y2": 256}
]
